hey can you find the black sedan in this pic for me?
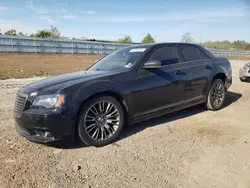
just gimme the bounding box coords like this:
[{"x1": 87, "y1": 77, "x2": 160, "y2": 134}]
[{"x1": 14, "y1": 43, "x2": 232, "y2": 147}]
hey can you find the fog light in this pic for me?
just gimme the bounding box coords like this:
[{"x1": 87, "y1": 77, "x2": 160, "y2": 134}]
[
  {"x1": 34, "y1": 130, "x2": 43, "y2": 136},
  {"x1": 34, "y1": 130, "x2": 53, "y2": 138},
  {"x1": 44, "y1": 132, "x2": 53, "y2": 138}
]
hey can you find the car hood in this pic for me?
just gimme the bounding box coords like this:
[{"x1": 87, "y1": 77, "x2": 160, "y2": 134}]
[{"x1": 21, "y1": 70, "x2": 116, "y2": 93}]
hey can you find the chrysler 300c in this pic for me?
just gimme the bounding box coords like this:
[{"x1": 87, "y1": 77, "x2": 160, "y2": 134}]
[{"x1": 14, "y1": 43, "x2": 232, "y2": 147}]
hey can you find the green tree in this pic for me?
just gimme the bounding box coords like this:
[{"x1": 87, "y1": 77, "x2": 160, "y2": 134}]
[
  {"x1": 4, "y1": 29, "x2": 17, "y2": 36},
  {"x1": 246, "y1": 44, "x2": 250, "y2": 50},
  {"x1": 141, "y1": 33, "x2": 155, "y2": 44},
  {"x1": 33, "y1": 30, "x2": 53, "y2": 38},
  {"x1": 118, "y1": 35, "x2": 132, "y2": 44},
  {"x1": 181, "y1": 32, "x2": 194, "y2": 43},
  {"x1": 31, "y1": 25, "x2": 61, "y2": 39},
  {"x1": 30, "y1": 33, "x2": 36, "y2": 37},
  {"x1": 18, "y1": 32, "x2": 27, "y2": 36},
  {"x1": 201, "y1": 40, "x2": 250, "y2": 50}
]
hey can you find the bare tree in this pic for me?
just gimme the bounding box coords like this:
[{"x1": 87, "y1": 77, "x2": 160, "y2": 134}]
[
  {"x1": 49, "y1": 25, "x2": 61, "y2": 39},
  {"x1": 181, "y1": 32, "x2": 194, "y2": 43}
]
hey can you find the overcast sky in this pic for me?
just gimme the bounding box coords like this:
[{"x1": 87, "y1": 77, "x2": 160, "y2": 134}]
[{"x1": 0, "y1": 0, "x2": 249, "y2": 42}]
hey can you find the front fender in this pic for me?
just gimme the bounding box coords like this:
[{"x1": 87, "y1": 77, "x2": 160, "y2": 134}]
[{"x1": 71, "y1": 80, "x2": 123, "y2": 118}]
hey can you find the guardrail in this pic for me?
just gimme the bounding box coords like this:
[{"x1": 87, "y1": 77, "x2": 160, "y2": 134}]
[
  {"x1": 0, "y1": 35, "x2": 249, "y2": 57},
  {"x1": 208, "y1": 48, "x2": 250, "y2": 57},
  {"x1": 0, "y1": 36, "x2": 130, "y2": 55}
]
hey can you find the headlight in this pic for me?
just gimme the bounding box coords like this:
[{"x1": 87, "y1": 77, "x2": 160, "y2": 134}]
[{"x1": 32, "y1": 94, "x2": 65, "y2": 108}]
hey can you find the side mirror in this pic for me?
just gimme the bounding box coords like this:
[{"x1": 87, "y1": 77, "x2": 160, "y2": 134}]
[{"x1": 143, "y1": 60, "x2": 162, "y2": 69}]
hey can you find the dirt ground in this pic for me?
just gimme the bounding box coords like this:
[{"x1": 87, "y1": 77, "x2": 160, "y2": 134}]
[
  {"x1": 0, "y1": 59, "x2": 250, "y2": 188},
  {"x1": 0, "y1": 53, "x2": 249, "y2": 80},
  {"x1": 0, "y1": 54, "x2": 104, "y2": 79}
]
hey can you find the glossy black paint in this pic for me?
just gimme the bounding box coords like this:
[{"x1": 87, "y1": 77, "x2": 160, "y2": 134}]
[{"x1": 14, "y1": 43, "x2": 232, "y2": 143}]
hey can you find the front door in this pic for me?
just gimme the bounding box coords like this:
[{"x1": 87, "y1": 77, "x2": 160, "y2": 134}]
[{"x1": 134, "y1": 45, "x2": 186, "y2": 117}]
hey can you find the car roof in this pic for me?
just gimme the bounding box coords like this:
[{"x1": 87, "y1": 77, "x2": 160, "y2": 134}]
[
  {"x1": 126, "y1": 42, "x2": 199, "y2": 49},
  {"x1": 123, "y1": 42, "x2": 215, "y2": 60}
]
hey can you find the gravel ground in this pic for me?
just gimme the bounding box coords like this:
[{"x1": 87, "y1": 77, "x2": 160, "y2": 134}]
[{"x1": 0, "y1": 60, "x2": 250, "y2": 188}]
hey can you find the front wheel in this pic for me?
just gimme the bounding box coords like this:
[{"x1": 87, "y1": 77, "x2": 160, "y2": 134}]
[
  {"x1": 78, "y1": 96, "x2": 124, "y2": 147},
  {"x1": 205, "y1": 79, "x2": 226, "y2": 111}
]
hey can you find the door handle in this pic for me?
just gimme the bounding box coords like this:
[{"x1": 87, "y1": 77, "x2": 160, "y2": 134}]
[
  {"x1": 176, "y1": 70, "x2": 186, "y2": 75},
  {"x1": 206, "y1": 65, "x2": 213, "y2": 69}
]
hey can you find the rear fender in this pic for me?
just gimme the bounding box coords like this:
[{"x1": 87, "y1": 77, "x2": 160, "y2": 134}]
[{"x1": 207, "y1": 58, "x2": 232, "y2": 93}]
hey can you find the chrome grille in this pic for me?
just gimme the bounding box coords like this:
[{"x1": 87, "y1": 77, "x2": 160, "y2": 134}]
[{"x1": 14, "y1": 93, "x2": 28, "y2": 117}]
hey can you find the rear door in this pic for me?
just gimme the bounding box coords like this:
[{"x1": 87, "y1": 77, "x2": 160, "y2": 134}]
[{"x1": 178, "y1": 45, "x2": 214, "y2": 101}]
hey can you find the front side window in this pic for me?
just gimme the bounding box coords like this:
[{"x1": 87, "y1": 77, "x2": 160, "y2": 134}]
[
  {"x1": 88, "y1": 47, "x2": 149, "y2": 71},
  {"x1": 179, "y1": 46, "x2": 200, "y2": 62},
  {"x1": 148, "y1": 46, "x2": 179, "y2": 66}
]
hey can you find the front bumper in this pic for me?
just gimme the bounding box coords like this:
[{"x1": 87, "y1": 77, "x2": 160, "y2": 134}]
[
  {"x1": 239, "y1": 67, "x2": 250, "y2": 82},
  {"x1": 14, "y1": 108, "x2": 75, "y2": 143},
  {"x1": 15, "y1": 123, "x2": 58, "y2": 143}
]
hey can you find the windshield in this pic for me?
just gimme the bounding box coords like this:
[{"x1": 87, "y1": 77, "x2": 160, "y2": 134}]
[{"x1": 88, "y1": 47, "x2": 149, "y2": 71}]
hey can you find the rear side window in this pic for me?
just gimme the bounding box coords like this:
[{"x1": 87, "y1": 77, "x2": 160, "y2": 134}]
[
  {"x1": 197, "y1": 48, "x2": 211, "y2": 60},
  {"x1": 148, "y1": 46, "x2": 179, "y2": 66},
  {"x1": 179, "y1": 46, "x2": 200, "y2": 62}
]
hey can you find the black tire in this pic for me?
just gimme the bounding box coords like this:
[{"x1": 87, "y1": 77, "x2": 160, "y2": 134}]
[
  {"x1": 78, "y1": 95, "x2": 124, "y2": 147},
  {"x1": 205, "y1": 79, "x2": 226, "y2": 111}
]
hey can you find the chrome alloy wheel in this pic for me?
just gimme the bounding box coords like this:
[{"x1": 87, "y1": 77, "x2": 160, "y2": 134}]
[
  {"x1": 84, "y1": 101, "x2": 120, "y2": 141},
  {"x1": 211, "y1": 82, "x2": 225, "y2": 108}
]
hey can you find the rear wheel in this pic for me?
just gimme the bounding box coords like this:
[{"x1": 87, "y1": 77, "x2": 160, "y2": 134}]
[
  {"x1": 78, "y1": 96, "x2": 124, "y2": 147},
  {"x1": 205, "y1": 79, "x2": 226, "y2": 111}
]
